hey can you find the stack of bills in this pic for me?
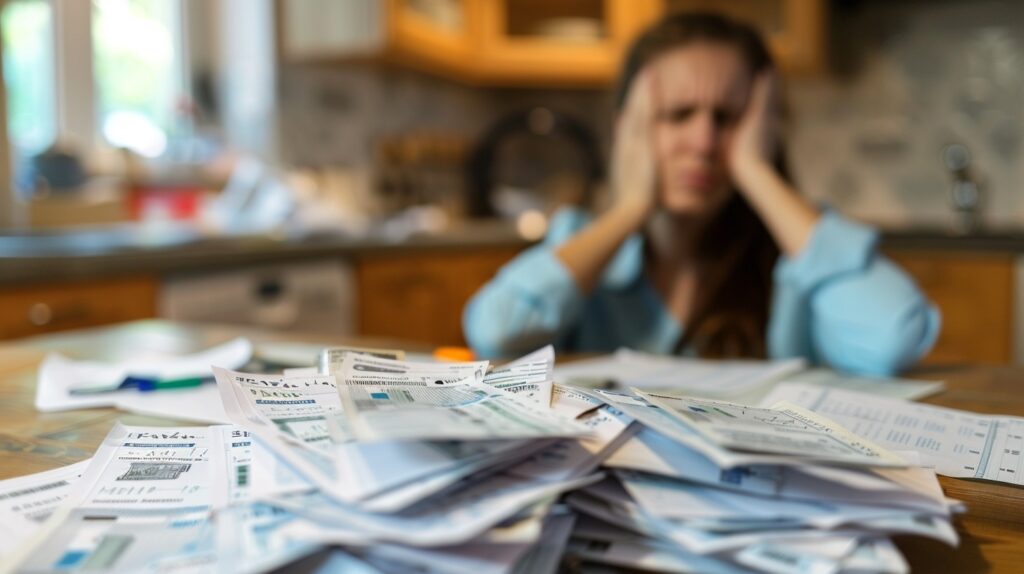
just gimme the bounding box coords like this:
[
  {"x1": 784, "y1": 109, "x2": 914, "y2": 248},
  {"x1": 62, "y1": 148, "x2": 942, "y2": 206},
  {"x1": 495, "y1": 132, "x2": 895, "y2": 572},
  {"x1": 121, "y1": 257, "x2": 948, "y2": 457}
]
[
  {"x1": 564, "y1": 389, "x2": 962, "y2": 573},
  {"x1": 2, "y1": 346, "x2": 961, "y2": 573}
]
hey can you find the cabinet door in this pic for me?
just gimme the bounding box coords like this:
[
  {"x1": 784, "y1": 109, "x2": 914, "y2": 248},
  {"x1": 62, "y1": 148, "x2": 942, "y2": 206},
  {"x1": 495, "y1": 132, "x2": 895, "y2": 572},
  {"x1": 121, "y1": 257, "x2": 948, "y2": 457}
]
[
  {"x1": 471, "y1": 0, "x2": 661, "y2": 87},
  {"x1": 355, "y1": 247, "x2": 521, "y2": 346},
  {"x1": 887, "y1": 250, "x2": 1014, "y2": 365},
  {"x1": 385, "y1": 0, "x2": 475, "y2": 77},
  {"x1": 0, "y1": 277, "x2": 158, "y2": 340}
]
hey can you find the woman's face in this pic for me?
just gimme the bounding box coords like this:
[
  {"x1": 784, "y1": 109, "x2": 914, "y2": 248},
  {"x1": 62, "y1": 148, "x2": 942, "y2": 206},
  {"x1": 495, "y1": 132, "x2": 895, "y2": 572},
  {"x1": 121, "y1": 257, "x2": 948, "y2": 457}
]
[{"x1": 650, "y1": 43, "x2": 753, "y2": 216}]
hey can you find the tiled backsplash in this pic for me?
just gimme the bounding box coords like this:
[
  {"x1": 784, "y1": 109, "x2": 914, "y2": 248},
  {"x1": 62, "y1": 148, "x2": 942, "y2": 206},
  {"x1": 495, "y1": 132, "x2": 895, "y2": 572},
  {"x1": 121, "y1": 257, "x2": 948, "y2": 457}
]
[
  {"x1": 788, "y1": 0, "x2": 1024, "y2": 228},
  {"x1": 277, "y1": 0, "x2": 1024, "y2": 228}
]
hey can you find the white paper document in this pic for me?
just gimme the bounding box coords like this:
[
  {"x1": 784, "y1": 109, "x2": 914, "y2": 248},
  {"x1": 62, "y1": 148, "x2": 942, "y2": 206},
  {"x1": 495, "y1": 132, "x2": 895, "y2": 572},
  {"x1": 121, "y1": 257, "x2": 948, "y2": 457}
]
[
  {"x1": 570, "y1": 477, "x2": 956, "y2": 557},
  {"x1": 8, "y1": 423, "x2": 265, "y2": 572},
  {"x1": 508, "y1": 405, "x2": 637, "y2": 482},
  {"x1": 782, "y1": 368, "x2": 944, "y2": 401},
  {"x1": 338, "y1": 354, "x2": 589, "y2": 442},
  {"x1": 275, "y1": 471, "x2": 601, "y2": 548},
  {"x1": 483, "y1": 345, "x2": 555, "y2": 406},
  {"x1": 761, "y1": 382, "x2": 1024, "y2": 485},
  {"x1": 550, "y1": 384, "x2": 605, "y2": 419},
  {"x1": 638, "y1": 390, "x2": 906, "y2": 468},
  {"x1": 602, "y1": 427, "x2": 783, "y2": 495},
  {"x1": 319, "y1": 345, "x2": 406, "y2": 375},
  {"x1": 568, "y1": 516, "x2": 751, "y2": 574},
  {"x1": 593, "y1": 388, "x2": 802, "y2": 469},
  {"x1": 614, "y1": 469, "x2": 950, "y2": 533},
  {"x1": 0, "y1": 460, "x2": 91, "y2": 560},
  {"x1": 213, "y1": 367, "x2": 536, "y2": 509},
  {"x1": 34, "y1": 337, "x2": 252, "y2": 423},
  {"x1": 553, "y1": 349, "x2": 805, "y2": 396}
]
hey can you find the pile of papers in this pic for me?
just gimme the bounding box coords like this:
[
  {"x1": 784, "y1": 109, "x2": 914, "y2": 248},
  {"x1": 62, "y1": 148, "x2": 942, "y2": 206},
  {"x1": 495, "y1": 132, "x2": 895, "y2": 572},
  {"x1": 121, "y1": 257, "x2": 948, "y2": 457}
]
[
  {"x1": 566, "y1": 389, "x2": 961, "y2": 573},
  {"x1": 4, "y1": 345, "x2": 963, "y2": 573},
  {"x1": 552, "y1": 348, "x2": 944, "y2": 402},
  {"x1": 762, "y1": 382, "x2": 1024, "y2": 485}
]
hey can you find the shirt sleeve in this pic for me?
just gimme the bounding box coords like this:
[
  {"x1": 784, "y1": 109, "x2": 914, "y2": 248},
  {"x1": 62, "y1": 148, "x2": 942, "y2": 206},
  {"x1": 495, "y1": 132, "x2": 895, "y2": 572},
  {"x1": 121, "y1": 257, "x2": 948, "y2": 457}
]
[
  {"x1": 770, "y1": 212, "x2": 941, "y2": 376},
  {"x1": 462, "y1": 210, "x2": 588, "y2": 358}
]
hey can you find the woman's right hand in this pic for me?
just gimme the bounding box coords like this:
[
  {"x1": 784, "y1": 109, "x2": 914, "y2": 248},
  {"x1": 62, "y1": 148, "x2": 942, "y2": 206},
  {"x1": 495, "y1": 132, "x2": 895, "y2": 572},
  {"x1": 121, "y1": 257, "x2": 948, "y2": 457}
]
[
  {"x1": 610, "y1": 68, "x2": 659, "y2": 228},
  {"x1": 553, "y1": 68, "x2": 660, "y2": 293}
]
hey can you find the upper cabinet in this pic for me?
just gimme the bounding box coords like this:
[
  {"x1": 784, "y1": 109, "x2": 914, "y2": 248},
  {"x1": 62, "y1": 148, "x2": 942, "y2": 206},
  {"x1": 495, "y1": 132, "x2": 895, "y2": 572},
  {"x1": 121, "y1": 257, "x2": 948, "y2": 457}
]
[
  {"x1": 278, "y1": 0, "x2": 825, "y2": 88},
  {"x1": 468, "y1": 0, "x2": 661, "y2": 87}
]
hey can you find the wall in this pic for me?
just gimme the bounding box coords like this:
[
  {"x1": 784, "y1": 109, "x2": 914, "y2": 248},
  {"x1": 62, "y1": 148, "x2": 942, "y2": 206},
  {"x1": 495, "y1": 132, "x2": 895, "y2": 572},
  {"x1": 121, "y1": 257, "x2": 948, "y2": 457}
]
[
  {"x1": 787, "y1": 0, "x2": 1024, "y2": 228},
  {"x1": 0, "y1": 26, "x2": 14, "y2": 228},
  {"x1": 275, "y1": 0, "x2": 1024, "y2": 228},
  {"x1": 277, "y1": 65, "x2": 612, "y2": 168},
  {"x1": 217, "y1": 0, "x2": 279, "y2": 161}
]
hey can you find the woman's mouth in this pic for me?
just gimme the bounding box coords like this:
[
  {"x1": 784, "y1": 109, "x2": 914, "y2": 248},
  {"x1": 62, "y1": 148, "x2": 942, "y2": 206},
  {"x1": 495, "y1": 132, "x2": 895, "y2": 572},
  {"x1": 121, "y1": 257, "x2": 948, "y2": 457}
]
[{"x1": 679, "y1": 171, "x2": 715, "y2": 192}]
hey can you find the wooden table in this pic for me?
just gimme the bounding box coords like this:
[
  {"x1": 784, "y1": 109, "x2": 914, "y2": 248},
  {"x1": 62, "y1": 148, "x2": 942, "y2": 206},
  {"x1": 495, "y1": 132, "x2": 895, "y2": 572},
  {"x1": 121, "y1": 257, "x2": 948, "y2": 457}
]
[{"x1": 1, "y1": 321, "x2": 1022, "y2": 573}]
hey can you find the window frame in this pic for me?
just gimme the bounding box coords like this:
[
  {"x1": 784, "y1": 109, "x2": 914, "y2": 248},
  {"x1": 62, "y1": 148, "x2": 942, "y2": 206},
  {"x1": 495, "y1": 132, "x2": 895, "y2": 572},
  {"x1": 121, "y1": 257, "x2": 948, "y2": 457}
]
[
  {"x1": 9, "y1": 0, "x2": 193, "y2": 159},
  {"x1": 0, "y1": 0, "x2": 198, "y2": 228}
]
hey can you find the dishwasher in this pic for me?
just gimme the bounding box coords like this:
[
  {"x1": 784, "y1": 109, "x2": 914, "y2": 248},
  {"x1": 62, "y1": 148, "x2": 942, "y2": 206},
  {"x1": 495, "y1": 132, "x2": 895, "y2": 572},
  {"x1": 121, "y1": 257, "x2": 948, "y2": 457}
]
[{"x1": 159, "y1": 260, "x2": 355, "y2": 335}]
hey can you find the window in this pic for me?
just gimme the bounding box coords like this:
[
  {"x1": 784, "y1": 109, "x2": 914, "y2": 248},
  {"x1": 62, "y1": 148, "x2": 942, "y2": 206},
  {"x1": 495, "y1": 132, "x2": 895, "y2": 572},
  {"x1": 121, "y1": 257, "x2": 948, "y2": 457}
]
[
  {"x1": 93, "y1": 0, "x2": 185, "y2": 158},
  {"x1": 1, "y1": 0, "x2": 56, "y2": 156},
  {"x1": 0, "y1": 0, "x2": 190, "y2": 164}
]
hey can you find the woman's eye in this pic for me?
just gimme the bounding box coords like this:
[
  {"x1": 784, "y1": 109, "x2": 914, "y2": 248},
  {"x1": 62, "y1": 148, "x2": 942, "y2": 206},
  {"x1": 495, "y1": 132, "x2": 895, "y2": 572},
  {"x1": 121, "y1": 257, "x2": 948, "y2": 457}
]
[
  {"x1": 661, "y1": 107, "x2": 696, "y2": 123},
  {"x1": 713, "y1": 109, "x2": 739, "y2": 127}
]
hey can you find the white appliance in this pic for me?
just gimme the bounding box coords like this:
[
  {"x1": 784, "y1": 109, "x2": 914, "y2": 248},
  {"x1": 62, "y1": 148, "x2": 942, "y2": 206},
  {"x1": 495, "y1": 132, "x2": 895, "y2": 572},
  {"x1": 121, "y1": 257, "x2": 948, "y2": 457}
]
[{"x1": 160, "y1": 260, "x2": 355, "y2": 335}]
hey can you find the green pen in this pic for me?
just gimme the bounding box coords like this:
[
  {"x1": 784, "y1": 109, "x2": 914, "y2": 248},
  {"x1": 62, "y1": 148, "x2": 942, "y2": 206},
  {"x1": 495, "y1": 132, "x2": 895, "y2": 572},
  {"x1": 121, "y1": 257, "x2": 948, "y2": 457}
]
[{"x1": 138, "y1": 376, "x2": 207, "y2": 392}]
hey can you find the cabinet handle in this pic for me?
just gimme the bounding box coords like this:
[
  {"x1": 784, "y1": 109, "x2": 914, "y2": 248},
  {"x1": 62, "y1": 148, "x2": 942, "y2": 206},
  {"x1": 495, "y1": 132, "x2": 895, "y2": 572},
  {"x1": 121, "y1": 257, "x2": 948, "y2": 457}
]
[{"x1": 28, "y1": 303, "x2": 53, "y2": 326}]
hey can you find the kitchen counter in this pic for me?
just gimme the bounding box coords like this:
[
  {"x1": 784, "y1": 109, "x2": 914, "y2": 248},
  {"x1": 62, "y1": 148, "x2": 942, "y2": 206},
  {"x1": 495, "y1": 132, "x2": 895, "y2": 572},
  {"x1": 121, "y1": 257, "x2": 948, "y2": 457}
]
[
  {"x1": 880, "y1": 227, "x2": 1024, "y2": 253},
  {"x1": 0, "y1": 220, "x2": 535, "y2": 286},
  {"x1": 4, "y1": 220, "x2": 1024, "y2": 287},
  {"x1": 4, "y1": 221, "x2": 1024, "y2": 356}
]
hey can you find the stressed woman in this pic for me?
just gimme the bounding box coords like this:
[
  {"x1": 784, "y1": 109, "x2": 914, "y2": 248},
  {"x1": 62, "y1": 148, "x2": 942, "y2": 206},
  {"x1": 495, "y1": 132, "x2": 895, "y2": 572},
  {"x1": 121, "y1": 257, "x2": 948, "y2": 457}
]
[{"x1": 463, "y1": 12, "x2": 939, "y2": 376}]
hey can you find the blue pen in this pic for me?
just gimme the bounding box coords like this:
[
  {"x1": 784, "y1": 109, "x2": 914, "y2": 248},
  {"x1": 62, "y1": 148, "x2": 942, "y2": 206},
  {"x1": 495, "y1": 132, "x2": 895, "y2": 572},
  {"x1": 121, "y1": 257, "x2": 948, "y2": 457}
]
[{"x1": 70, "y1": 375, "x2": 208, "y2": 395}]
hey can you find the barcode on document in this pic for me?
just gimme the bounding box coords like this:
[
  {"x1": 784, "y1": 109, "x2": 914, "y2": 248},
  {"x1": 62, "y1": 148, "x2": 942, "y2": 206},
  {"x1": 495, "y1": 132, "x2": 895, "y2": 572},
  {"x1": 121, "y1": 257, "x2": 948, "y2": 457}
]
[{"x1": 0, "y1": 479, "x2": 71, "y2": 501}]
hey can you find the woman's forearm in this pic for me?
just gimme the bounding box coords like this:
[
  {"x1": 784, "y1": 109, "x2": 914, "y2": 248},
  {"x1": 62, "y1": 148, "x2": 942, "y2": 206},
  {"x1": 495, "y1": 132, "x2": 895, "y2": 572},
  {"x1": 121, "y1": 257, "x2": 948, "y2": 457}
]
[
  {"x1": 733, "y1": 159, "x2": 819, "y2": 258},
  {"x1": 555, "y1": 203, "x2": 647, "y2": 293}
]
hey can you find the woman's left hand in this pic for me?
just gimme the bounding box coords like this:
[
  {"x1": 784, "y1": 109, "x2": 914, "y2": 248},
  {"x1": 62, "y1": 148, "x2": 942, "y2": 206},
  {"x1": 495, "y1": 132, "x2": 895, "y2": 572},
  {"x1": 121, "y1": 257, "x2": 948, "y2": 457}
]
[
  {"x1": 728, "y1": 71, "x2": 780, "y2": 189},
  {"x1": 725, "y1": 71, "x2": 820, "y2": 257}
]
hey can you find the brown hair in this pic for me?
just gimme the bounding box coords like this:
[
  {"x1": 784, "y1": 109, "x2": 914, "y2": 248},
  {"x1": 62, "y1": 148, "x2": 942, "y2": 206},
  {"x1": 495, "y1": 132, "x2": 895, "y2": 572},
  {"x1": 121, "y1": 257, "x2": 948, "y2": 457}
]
[{"x1": 616, "y1": 12, "x2": 787, "y2": 359}]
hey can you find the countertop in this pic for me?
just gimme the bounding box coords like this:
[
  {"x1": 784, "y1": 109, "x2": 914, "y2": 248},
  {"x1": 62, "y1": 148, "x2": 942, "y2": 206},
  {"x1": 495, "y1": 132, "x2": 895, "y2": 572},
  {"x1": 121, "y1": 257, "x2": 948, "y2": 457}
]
[
  {"x1": 3, "y1": 220, "x2": 1024, "y2": 287},
  {"x1": 0, "y1": 220, "x2": 535, "y2": 286},
  {"x1": 879, "y1": 226, "x2": 1024, "y2": 253}
]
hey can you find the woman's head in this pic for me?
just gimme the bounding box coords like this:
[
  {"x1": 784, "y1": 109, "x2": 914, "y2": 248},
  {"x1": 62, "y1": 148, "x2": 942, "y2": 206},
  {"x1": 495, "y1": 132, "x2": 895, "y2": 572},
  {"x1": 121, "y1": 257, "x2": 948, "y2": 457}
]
[
  {"x1": 616, "y1": 12, "x2": 776, "y2": 217},
  {"x1": 616, "y1": 12, "x2": 785, "y2": 359}
]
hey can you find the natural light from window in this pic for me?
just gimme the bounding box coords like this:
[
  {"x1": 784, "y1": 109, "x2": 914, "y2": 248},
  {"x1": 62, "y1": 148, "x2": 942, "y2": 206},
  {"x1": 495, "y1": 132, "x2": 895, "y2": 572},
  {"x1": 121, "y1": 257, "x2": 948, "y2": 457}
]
[
  {"x1": 92, "y1": 0, "x2": 181, "y2": 158},
  {"x1": 1, "y1": 0, "x2": 56, "y2": 156}
]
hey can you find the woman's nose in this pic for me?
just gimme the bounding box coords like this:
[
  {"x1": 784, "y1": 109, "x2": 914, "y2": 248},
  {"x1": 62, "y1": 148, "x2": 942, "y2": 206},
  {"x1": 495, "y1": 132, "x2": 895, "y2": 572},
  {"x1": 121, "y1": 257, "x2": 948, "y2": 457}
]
[{"x1": 686, "y1": 110, "x2": 719, "y2": 156}]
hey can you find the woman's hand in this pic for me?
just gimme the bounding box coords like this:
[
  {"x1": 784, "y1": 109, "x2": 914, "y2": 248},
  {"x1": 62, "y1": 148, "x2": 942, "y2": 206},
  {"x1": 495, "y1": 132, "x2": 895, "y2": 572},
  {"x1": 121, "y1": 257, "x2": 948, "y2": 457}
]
[
  {"x1": 552, "y1": 69, "x2": 662, "y2": 293},
  {"x1": 726, "y1": 71, "x2": 820, "y2": 257},
  {"x1": 610, "y1": 69, "x2": 659, "y2": 228},
  {"x1": 728, "y1": 71, "x2": 780, "y2": 191}
]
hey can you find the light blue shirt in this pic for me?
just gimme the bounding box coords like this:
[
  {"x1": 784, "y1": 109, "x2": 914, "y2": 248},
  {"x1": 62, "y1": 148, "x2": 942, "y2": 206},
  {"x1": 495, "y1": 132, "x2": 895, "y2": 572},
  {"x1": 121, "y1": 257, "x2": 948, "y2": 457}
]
[{"x1": 463, "y1": 208, "x2": 940, "y2": 376}]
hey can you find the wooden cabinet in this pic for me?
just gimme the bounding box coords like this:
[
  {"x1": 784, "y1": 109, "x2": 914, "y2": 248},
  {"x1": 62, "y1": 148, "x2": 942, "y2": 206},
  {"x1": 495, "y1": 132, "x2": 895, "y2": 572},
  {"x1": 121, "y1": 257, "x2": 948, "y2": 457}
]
[
  {"x1": 0, "y1": 277, "x2": 158, "y2": 340},
  {"x1": 467, "y1": 0, "x2": 660, "y2": 87},
  {"x1": 354, "y1": 246, "x2": 521, "y2": 346},
  {"x1": 280, "y1": 0, "x2": 660, "y2": 87},
  {"x1": 887, "y1": 250, "x2": 1014, "y2": 365},
  {"x1": 279, "y1": 0, "x2": 824, "y2": 86}
]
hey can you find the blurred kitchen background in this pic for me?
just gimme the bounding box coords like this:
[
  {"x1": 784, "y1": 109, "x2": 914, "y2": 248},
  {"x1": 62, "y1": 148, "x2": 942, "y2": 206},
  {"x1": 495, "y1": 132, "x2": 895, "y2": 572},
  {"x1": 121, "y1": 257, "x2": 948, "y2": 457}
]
[{"x1": 1, "y1": 0, "x2": 1022, "y2": 367}]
